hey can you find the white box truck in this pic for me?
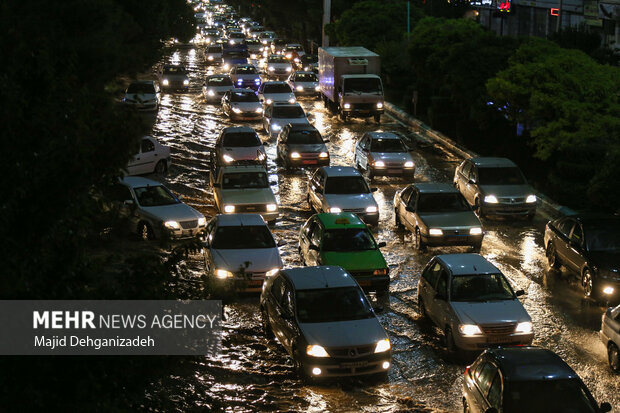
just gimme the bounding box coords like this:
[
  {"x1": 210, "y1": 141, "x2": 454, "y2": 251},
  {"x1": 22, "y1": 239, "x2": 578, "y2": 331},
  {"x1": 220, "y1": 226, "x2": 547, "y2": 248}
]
[{"x1": 318, "y1": 47, "x2": 384, "y2": 123}]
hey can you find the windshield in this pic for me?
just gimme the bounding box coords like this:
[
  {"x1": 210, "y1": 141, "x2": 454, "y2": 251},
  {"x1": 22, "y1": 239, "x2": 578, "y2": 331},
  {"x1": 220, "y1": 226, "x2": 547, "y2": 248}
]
[
  {"x1": 264, "y1": 84, "x2": 292, "y2": 93},
  {"x1": 370, "y1": 138, "x2": 406, "y2": 152},
  {"x1": 222, "y1": 132, "x2": 260, "y2": 147},
  {"x1": 207, "y1": 46, "x2": 222, "y2": 53},
  {"x1": 586, "y1": 226, "x2": 620, "y2": 252},
  {"x1": 294, "y1": 73, "x2": 317, "y2": 82},
  {"x1": 222, "y1": 172, "x2": 268, "y2": 189},
  {"x1": 134, "y1": 185, "x2": 179, "y2": 207},
  {"x1": 230, "y1": 92, "x2": 259, "y2": 102},
  {"x1": 343, "y1": 77, "x2": 383, "y2": 94},
  {"x1": 208, "y1": 76, "x2": 233, "y2": 86},
  {"x1": 287, "y1": 130, "x2": 323, "y2": 145},
  {"x1": 417, "y1": 193, "x2": 471, "y2": 213},
  {"x1": 302, "y1": 55, "x2": 318, "y2": 63},
  {"x1": 272, "y1": 106, "x2": 305, "y2": 118},
  {"x1": 268, "y1": 55, "x2": 287, "y2": 63},
  {"x1": 504, "y1": 379, "x2": 597, "y2": 413},
  {"x1": 211, "y1": 225, "x2": 275, "y2": 249},
  {"x1": 477, "y1": 167, "x2": 526, "y2": 185},
  {"x1": 296, "y1": 287, "x2": 374, "y2": 323},
  {"x1": 163, "y1": 66, "x2": 186, "y2": 75},
  {"x1": 235, "y1": 66, "x2": 257, "y2": 74},
  {"x1": 450, "y1": 273, "x2": 515, "y2": 302},
  {"x1": 229, "y1": 32, "x2": 244, "y2": 38},
  {"x1": 324, "y1": 176, "x2": 369, "y2": 194},
  {"x1": 287, "y1": 45, "x2": 303, "y2": 51},
  {"x1": 127, "y1": 83, "x2": 155, "y2": 94},
  {"x1": 323, "y1": 228, "x2": 377, "y2": 252},
  {"x1": 223, "y1": 51, "x2": 248, "y2": 59}
]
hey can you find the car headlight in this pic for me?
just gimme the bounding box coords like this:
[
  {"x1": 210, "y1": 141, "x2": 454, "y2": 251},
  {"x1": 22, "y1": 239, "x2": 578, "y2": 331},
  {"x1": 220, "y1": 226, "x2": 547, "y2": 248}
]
[
  {"x1": 374, "y1": 339, "x2": 391, "y2": 353},
  {"x1": 515, "y1": 321, "x2": 533, "y2": 334},
  {"x1": 198, "y1": 217, "x2": 206, "y2": 226},
  {"x1": 268, "y1": 66, "x2": 275, "y2": 71},
  {"x1": 265, "y1": 98, "x2": 273, "y2": 105},
  {"x1": 458, "y1": 324, "x2": 483, "y2": 336},
  {"x1": 222, "y1": 154, "x2": 234, "y2": 163},
  {"x1": 271, "y1": 123, "x2": 281, "y2": 131},
  {"x1": 404, "y1": 161, "x2": 414, "y2": 168},
  {"x1": 164, "y1": 220, "x2": 180, "y2": 229},
  {"x1": 366, "y1": 206, "x2": 377, "y2": 213},
  {"x1": 208, "y1": 55, "x2": 214, "y2": 61},
  {"x1": 294, "y1": 57, "x2": 300, "y2": 63},
  {"x1": 319, "y1": 152, "x2": 328, "y2": 158},
  {"x1": 237, "y1": 80, "x2": 243, "y2": 85},
  {"x1": 484, "y1": 195, "x2": 498, "y2": 204},
  {"x1": 207, "y1": 89, "x2": 215, "y2": 96},
  {"x1": 285, "y1": 54, "x2": 292, "y2": 59},
  {"x1": 266, "y1": 268, "x2": 280, "y2": 277},
  {"x1": 286, "y1": 66, "x2": 292, "y2": 72},
  {"x1": 376, "y1": 102, "x2": 384, "y2": 109},
  {"x1": 306, "y1": 344, "x2": 329, "y2": 357},
  {"x1": 229, "y1": 40, "x2": 235, "y2": 45},
  {"x1": 374, "y1": 160, "x2": 385, "y2": 167},
  {"x1": 255, "y1": 107, "x2": 263, "y2": 113},
  {"x1": 257, "y1": 152, "x2": 266, "y2": 161},
  {"x1": 314, "y1": 85, "x2": 320, "y2": 92},
  {"x1": 429, "y1": 228, "x2": 443, "y2": 236},
  {"x1": 223, "y1": 63, "x2": 230, "y2": 70},
  {"x1": 296, "y1": 85, "x2": 304, "y2": 91},
  {"x1": 223, "y1": 205, "x2": 235, "y2": 213},
  {"x1": 603, "y1": 286, "x2": 615, "y2": 295},
  {"x1": 183, "y1": 79, "x2": 189, "y2": 85},
  {"x1": 232, "y1": 107, "x2": 242, "y2": 114},
  {"x1": 526, "y1": 194, "x2": 537, "y2": 203},
  {"x1": 470, "y1": 227, "x2": 483, "y2": 235},
  {"x1": 343, "y1": 103, "x2": 351, "y2": 109},
  {"x1": 162, "y1": 79, "x2": 169, "y2": 86},
  {"x1": 373, "y1": 268, "x2": 388, "y2": 275},
  {"x1": 266, "y1": 203, "x2": 277, "y2": 212},
  {"x1": 254, "y1": 78, "x2": 261, "y2": 84},
  {"x1": 288, "y1": 97, "x2": 296, "y2": 104},
  {"x1": 215, "y1": 269, "x2": 234, "y2": 279},
  {"x1": 290, "y1": 152, "x2": 301, "y2": 159},
  {"x1": 262, "y1": 40, "x2": 267, "y2": 44},
  {"x1": 329, "y1": 207, "x2": 341, "y2": 213}
]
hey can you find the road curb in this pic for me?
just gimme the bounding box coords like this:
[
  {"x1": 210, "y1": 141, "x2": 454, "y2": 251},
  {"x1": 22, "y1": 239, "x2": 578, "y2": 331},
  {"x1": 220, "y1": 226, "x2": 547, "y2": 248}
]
[{"x1": 384, "y1": 102, "x2": 575, "y2": 218}]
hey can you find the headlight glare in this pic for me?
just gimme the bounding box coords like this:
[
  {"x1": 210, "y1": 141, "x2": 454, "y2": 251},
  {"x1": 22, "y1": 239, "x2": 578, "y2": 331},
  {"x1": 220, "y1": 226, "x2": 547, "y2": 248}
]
[
  {"x1": 366, "y1": 206, "x2": 377, "y2": 213},
  {"x1": 232, "y1": 107, "x2": 242, "y2": 114},
  {"x1": 222, "y1": 154, "x2": 234, "y2": 163},
  {"x1": 429, "y1": 228, "x2": 443, "y2": 236},
  {"x1": 458, "y1": 324, "x2": 482, "y2": 336},
  {"x1": 162, "y1": 79, "x2": 169, "y2": 86},
  {"x1": 374, "y1": 160, "x2": 385, "y2": 167},
  {"x1": 266, "y1": 203, "x2": 277, "y2": 212},
  {"x1": 329, "y1": 207, "x2": 341, "y2": 213},
  {"x1": 296, "y1": 86, "x2": 304, "y2": 91},
  {"x1": 343, "y1": 103, "x2": 351, "y2": 109},
  {"x1": 290, "y1": 152, "x2": 301, "y2": 159},
  {"x1": 484, "y1": 195, "x2": 499, "y2": 204},
  {"x1": 376, "y1": 102, "x2": 384, "y2": 109},
  {"x1": 198, "y1": 217, "x2": 206, "y2": 226},
  {"x1": 207, "y1": 89, "x2": 215, "y2": 96},
  {"x1": 306, "y1": 344, "x2": 329, "y2": 357},
  {"x1": 526, "y1": 195, "x2": 537, "y2": 203},
  {"x1": 470, "y1": 227, "x2": 483, "y2": 235},
  {"x1": 255, "y1": 107, "x2": 263, "y2": 113},
  {"x1": 314, "y1": 85, "x2": 320, "y2": 92},
  {"x1": 319, "y1": 152, "x2": 328, "y2": 158},
  {"x1": 223, "y1": 205, "x2": 235, "y2": 213},
  {"x1": 183, "y1": 79, "x2": 189, "y2": 85},
  {"x1": 288, "y1": 97, "x2": 296, "y2": 104},
  {"x1": 215, "y1": 269, "x2": 234, "y2": 279},
  {"x1": 271, "y1": 123, "x2": 281, "y2": 131},
  {"x1": 164, "y1": 220, "x2": 180, "y2": 229},
  {"x1": 404, "y1": 161, "x2": 414, "y2": 168},
  {"x1": 374, "y1": 339, "x2": 391, "y2": 353}
]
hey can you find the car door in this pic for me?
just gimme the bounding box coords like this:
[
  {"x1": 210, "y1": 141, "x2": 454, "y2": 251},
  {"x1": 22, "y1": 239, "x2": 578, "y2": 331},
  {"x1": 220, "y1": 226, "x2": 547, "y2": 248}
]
[
  {"x1": 396, "y1": 185, "x2": 414, "y2": 229},
  {"x1": 266, "y1": 275, "x2": 286, "y2": 343},
  {"x1": 277, "y1": 125, "x2": 288, "y2": 159},
  {"x1": 132, "y1": 138, "x2": 157, "y2": 175},
  {"x1": 222, "y1": 91, "x2": 230, "y2": 113},
  {"x1": 419, "y1": 260, "x2": 442, "y2": 325},
  {"x1": 299, "y1": 217, "x2": 316, "y2": 263},
  {"x1": 257, "y1": 82, "x2": 266, "y2": 102},
  {"x1": 402, "y1": 187, "x2": 419, "y2": 231},
  {"x1": 554, "y1": 218, "x2": 576, "y2": 268},
  {"x1": 263, "y1": 104, "x2": 272, "y2": 131},
  {"x1": 354, "y1": 134, "x2": 367, "y2": 167},
  {"x1": 308, "y1": 169, "x2": 324, "y2": 211},
  {"x1": 564, "y1": 221, "x2": 586, "y2": 272},
  {"x1": 306, "y1": 222, "x2": 323, "y2": 266},
  {"x1": 464, "y1": 165, "x2": 479, "y2": 205},
  {"x1": 467, "y1": 361, "x2": 500, "y2": 413},
  {"x1": 278, "y1": 281, "x2": 299, "y2": 354},
  {"x1": 203, "y1": 219, "x2": 218, "y2": 274},
  {"x1": 428, "y1": 267, "x2": 450, "y2": 328}
]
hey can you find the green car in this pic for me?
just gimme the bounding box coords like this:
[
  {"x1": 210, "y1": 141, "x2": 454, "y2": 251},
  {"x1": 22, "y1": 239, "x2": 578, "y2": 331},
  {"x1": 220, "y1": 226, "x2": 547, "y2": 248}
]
[{"x1": 298, "y1": 212, "x2": 389, "y2": 295}]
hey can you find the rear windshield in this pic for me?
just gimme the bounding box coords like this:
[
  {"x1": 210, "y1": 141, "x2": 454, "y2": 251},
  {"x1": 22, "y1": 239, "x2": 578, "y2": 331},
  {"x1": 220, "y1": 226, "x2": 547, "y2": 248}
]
[
  {"x1": 222, "y1": 132, "x2": 260, "y2": 147},
  {"x1": 208, "y1": 76, "x2": 233, "y2": 86},
  {"x1": 370, "y1": 138, "x2": 406, "y2": 153},
  {"x1": 230, "y1": 92, "x2": 259, "y2": 102},
  {"x1": 477, "y1": 167, "x2": 526, "y2": 185},
  {"x1": 222, "y1": 172, "x2": 268, "y2": 189},
  {"x1": 127, "y1": 83, "x2": 155, "y2": 94},
  {"x1": 211, "y1": 225, "x2": 275, "y2": 249},
  {"x1": 296, "y1": 287, "x2": 374, "y2": 323},
  {"x1": 586, "y1": 226, "x2": 620, "y2": 252},
  {"x1": 287, "y1": 130, "x2": 323, "y2": 145},
  {"x1": 324, "y1": 176, "x2": 369, "y2": 194},
  {"x1": 416, "y1": 193, "x2": 471, "y2": 213},
  {"x1": 272, "y1": 106, "x2": 305, "y2": 118},
  {"x1": 264, "y1": 83, "x2": 292, "y2": 93}
]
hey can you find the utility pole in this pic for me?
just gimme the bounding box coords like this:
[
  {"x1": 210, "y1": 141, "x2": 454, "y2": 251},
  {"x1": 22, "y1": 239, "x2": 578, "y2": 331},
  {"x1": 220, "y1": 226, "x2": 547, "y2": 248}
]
[
  {"x1": 322, "y1": 0, "x2": 331, "y2": 47},
  {"x1": 407, "y1": 1, "x2": 411, "y2": 34},
  {"x1": 556, "y1": 0, "x2": 563, "y2": 32}
]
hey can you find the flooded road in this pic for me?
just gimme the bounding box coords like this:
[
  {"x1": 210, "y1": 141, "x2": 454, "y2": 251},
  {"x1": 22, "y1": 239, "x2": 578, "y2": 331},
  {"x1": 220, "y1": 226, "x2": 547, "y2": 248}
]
[{"x1": 139, "y1": 46, "x2": 619, "y2": 412}]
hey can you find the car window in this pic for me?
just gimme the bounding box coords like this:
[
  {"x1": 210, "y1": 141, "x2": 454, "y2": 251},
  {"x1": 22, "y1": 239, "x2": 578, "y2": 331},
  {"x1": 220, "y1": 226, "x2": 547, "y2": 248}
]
[
  {"x1": 476, "y1": 362, "x2": 497, "y2": 396},
  {"x1": 487, "y1": 372, "x2": 502, "y2": 408},
  {"x1": 407, "y1": 190, "x2": 418, "y2": 209},
  {"x1": 585, "y1": 225, "x2": 620, "y2": 252},
  {"x1": 461, "y1": 161, "x2": 472, "y2": 178},
  {"x1": 468, "y1": 166, "x2": 478, "y2": 182},
  {"x1": 296, "y1": 287, "x2": 374, "y2": 323},
  {"x1": 271, "y1": 276, "x2": 284, "y2": 303},
  {"x1": 133, "y1": 185, "x2": 179, "y2": 207},
  {"x1": 370, "y1": 138, "x2": 406, "y2": 153},
  {"x1": 230, "y1": 92, "x2": 259, "y2": 102},
  {"x1": 310, "y1": 224, "x2": 322, "y2": 247},
  {"x1": 570, "y1": 224, "x2": 583, "y2": 246},
  {"x1": 264, "y1": 83, "x2": 292, "y2": 93},
  {"x1": 294, "y1": 73, "x2": 317, "y2": 82},
  {"x1": 211, "y1": 225, "x2": 276, "y2": 249},
  {"x1": 222, "y1": 132, "x2": 260, "y2": 147},
  {"x1": 141, "y1": 138, "x2": 155, "y2": 153},
  {"x1": 400, "y1": 186, "x2": 414, "y2": 204},
  {"x1": 451, "y1": 273, "x2": 515, "y2": 302},
  {"x1": 304, "y1": 218, "x2": 317, "y2": 238},
  {"x1": 422, "y1": 262, "x2": 442, "y2": 287},
  {"x1": 272, "y1": 106, "x2": 305, "y2": 118},
  {"x1": 417, "y1": 193, "x2": 471, "y2": 213},
  {"x1": 280, "y1": 282, "x2": 294, "y2": 314},
  {"x1": 324, "y1": 176, "x2": 369, "y2": 195},
  {"x1": 127, "y1": 83, "x2": 156, "y2": 94},
  {"x1": 435, "y1": 270, "x2": 448, "y2": 299},
  {"x1": 222, "y1": 172, "x2": 268, "y2": 189},
  {"x1": 504, "y1": 379, "x2": 598, "y2": 413},
  {"x1": 323, "y1": 229, "x2": 376, "y2": 251},
  {"x1": 477, "y1": 167, "x2": 526, "y2": 185},
  {"x1": 208, "y1": 76, "x2": 233, "y2": 86},
  {"x1": 556, "y1": 218, "x2": 575, "y2": 238},
  {"x1": 287, "y1": 129, "x2": 322, "y2": 145}
]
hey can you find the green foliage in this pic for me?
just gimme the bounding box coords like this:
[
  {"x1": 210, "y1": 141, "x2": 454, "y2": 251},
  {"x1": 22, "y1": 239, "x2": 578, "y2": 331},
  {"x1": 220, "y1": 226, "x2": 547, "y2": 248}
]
[{"x1": 487, "y1": 38, "x2": 620, "y2": 209}]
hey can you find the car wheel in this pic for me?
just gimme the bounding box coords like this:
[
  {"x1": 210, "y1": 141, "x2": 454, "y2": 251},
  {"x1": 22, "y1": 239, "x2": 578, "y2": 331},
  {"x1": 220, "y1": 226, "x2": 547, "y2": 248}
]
[
  {"x1": 546, "y1": 242, "x2": 561, "y2": 269},
  {"x1": 374, "y1": 113, "x2": 381, "y2": 123},
  {"x1": 154, "y1": 160, "x2": 167, "y2": 175},
  {"x1": 260, "y1": 306, "x2": 274, "y2": 340},
  {"x1": 138, "y1": 222, "x2": 154, "y2": 241},
  {"x1": 582, "y1": 269, "x2": 596, "y2": 299},
  {"x1": 394, "y1": 209, "x2": 403, "y2": 229},
  {"x1": 445, "y1": 327, "x2": 458, "y2": 354},
  {"x1": 415, "y1": 228, "x2": 426, "y2": 251},
  {"x1": 608, "y1": 343, "x2": 620, "y2": 372}
]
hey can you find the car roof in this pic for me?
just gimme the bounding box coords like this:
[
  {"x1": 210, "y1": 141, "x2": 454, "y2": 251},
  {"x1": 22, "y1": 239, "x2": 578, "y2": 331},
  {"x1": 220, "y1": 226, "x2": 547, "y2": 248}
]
[
  {"x1": 215, "y1": 213, "x2": 266, "y2": 226},
  {"x1": 207, "y1": 74, "x2": 230, "y2": 79},
  {"x1": 436, "y1": 254, "x2": 500, "y2": 275},
  {"x1": 121, "y1": 176, "x2": 163, "y2": 188},
  {"x1": 558, "y1": 213, "x2": 620, "y2": 227},
  {"x1": 287, "y1": 123, "x2": 318, "y2": 131},
  {"x1": 263, "y1": 81, "x2": 287, "y2": 85},
  {"x1": 283, "y1": 266, "x2": 359, "y2": 290},
  {"x1": 315, "y1": 212, "x2": 366, "y2": 229},
  {"x1": 413, "y1": 183, "x2": 459, "y2": 194},
  {"x1": 221, "y1": 126, "x2": 256, "y2": 134},
  {"x1": 469, "y1": 157, "x2": 517, "y2": 168},
  {"x1": 220, "y1": 165, "x2": 267, "y2": 173},
  {"x1": 485, "y1": 347, "x2": 578, "y2": 381},
  {"x1": 231, "y1": 88, "x2": 256, "y2": 93},
  {"x1": 322, "y1": 47, "x2": 379, "y2": 57},
  {"x1": 365, "y1": 131, "x2": 402, "y2": 140},
  {"x1": 321, "y1": 166, "x2": 362, "y2": 177},
  {"x1": 272, "y1": 102, "x2": 301, "y2": 108}
]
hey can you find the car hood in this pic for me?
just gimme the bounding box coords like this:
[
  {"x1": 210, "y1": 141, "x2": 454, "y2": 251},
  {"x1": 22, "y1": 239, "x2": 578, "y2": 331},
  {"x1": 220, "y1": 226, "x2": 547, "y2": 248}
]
[
  {"x1": 141, "y1": 203, "x2": 202, "y2": 222},
  {"x1": 286, "y1": 143, "x2": 327, "y2": 153},
  {"x1": 222, "y1": 146, "x2": 265, "y2": 160},
  {"x1": 211, "y1": 247, "x2": 282, "y2": 272},
  {"x1": 451, "y1": 300, "x2": 530, "y2": 325},
  {"x1": 588, "y1": 252, "x2": 620, "y2": 275},
  {"x1": 269, "y1": 63, "x2": 292, "y2": 69},
  {"x1": 231, "y1": 101, "x2": 262, "y2": 111},
  {"x1": 321, "y1": 250, "x2": 386, "y2": 271},
  {"x1": 370, "y1": 152, "x2": 413, "y2": 164},
  {"x1": 272, "y1": 117, "x2": 309, "y2": 126},
  {"x1": 206, "y1": 85, "x2": 234, "y2": 93},
  {"x1": 324, "y1": 193, "x2": 377, "y2": 210},
  {"x1": 419, "y1": 211, "x2": 481, "y2": 229},
  {"x1": 479, "y1": 185, "x2": 534, "y2": 198},
  {"x1": 221, "y1": 188, "x2": 276, "y2": 204},
  {"x1": 300, "y1": 318, "x2": 386, "y2": 348},
  {"x1": 125, "y1": 93, "x2": 157, "y2": 101},
  {"x1": 263, "y1": 92, "x2": 295, "y2": 102}
]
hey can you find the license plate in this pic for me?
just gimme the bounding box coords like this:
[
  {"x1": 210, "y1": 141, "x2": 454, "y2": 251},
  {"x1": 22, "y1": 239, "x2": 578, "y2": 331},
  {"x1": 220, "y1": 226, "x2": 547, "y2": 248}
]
[
  {"x1": 340, "y1": 360, "x2": 368, "y2": 368},
  {"x1": 357, "y1": 280, "x2": 371, "y2": 287},
  {"x1": 246, "y1": 207, "x2": 256, "y2": 211},
  {"x1": 487, "y1": 336, "x2": 510, "y2": 344},
  {"x1": 387, "y1": 169, "x2": 401, "y2": 174},
  {"x1": 182, "y1": 230, "x2": 193, "y2": 236},
  {"x1": 302, "y1": 160, "x2": 317, "y2": 164},
  {"x1": 247, "y1": 280, "x2": 263, "y2": 286}
]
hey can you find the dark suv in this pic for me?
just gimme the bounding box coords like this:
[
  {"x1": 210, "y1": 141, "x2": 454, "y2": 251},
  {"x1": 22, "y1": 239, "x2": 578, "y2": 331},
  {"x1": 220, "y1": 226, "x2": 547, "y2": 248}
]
[{"x1": 463, "y1": 346, "x2": 611, "y2": 413}]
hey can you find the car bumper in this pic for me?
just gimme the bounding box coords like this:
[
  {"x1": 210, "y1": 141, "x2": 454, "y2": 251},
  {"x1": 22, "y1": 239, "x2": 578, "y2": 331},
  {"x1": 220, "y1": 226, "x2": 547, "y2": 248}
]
[
  {"x1": 294, "y1": 90, "x2": 320, "y2": 97},
  {"x1": 370, "y1": 167, "x2": 415, "y2": 177},
  {"x1": 167, "y1": 227, "x2": 206, "y2": 240},
  {"x1": 481, "y1": 203, "x2": 536, "y2": 216},
  {"x1": 301, "y1": 351, "x2": 391, "y2": 378},
  {"x1": 343, "y1": 108, "x2": 384, "y2": 118},
  {"x1": 421, "y1": 233, "x2": 483, "y2": 248},
  {"x1": 454, "y1": 332, "x2": 534, "y2": 351},
  {"x1": 211, "y1": 276, "x2": 266, "y2": 293},
  {"x1": 286, "y1": 157, "x2": 330, "y2": 167}
]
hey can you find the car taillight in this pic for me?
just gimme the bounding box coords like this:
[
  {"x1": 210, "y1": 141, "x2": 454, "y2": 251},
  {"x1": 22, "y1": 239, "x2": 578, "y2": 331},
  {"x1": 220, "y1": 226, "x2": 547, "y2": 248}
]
[{"x1": 464, "y1": 365, "x2": 470, "y2": 377}]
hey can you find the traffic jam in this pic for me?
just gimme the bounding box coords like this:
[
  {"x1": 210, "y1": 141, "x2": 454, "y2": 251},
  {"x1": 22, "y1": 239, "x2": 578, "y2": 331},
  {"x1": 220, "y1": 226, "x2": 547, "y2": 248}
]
[{"x1": 120, "y1": 1, "x2": 620, "y2": 411}]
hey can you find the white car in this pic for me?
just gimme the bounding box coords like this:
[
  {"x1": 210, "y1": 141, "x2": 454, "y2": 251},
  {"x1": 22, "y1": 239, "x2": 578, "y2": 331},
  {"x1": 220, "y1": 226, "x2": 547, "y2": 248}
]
[
  {"x1": 354, "y1": 132, "x2": 415, "y2": 178},
  {"x1": 211, "y1": 165, "x2": 279, "y2": 223},
  {"x1": 127, "y1": 136, "x2": 171, "y2": 176},
  {"x1": 159, "y1": 64, "x2": 189, "y2": 91},
  {"x1": 260, "y1": 266, "x2": 392, "y2": 379},
  {"x1": 264, "y1": 54, "x2": 292, "y2": 79},
  {"x1": 205, "y1": 44, "x2": 223, "y2": 64},
  {"x1": 221, "y1": 88, "x2": 263, "y2": 121},
  {"x1": 600, "y1": 304, "x2": 620, "y2": 372},
  {"x1": 203, "y1": 74, "x2": 234, "y2": 103},
  {"x1": 116, "y1": 176, "x2": 206, "y2": 240},
  {"x1": 122, "y1": 80, "x2": 161, "y2": 111},
  {"x1": 287, "y1": 71, "x2": 319, "y2": 97},
  {"x1": 245, "y1": 39, "x2": 262, "y2": 59},
  {"x1": 258, "y1": 81, "x2": 296, "y2": 105},
  {"x1": 418, "y1": 254, "x2": 533, "y2": 355},
  {"x1": 212, "y1": 126, "x2": 266, "y2": 167},
  {"x1": 229, "y1": 64, "x2": 261, "y2": 90},
  {"x1": 307, "y1": 166, "x2": 379, "y2": 226},
  {"x1": 204, "y1": 214, "x2": 283, "y2": 293},
  {"x1": 263, "y1": 102, "x2": 309, "y2": 137},
  {"x1": 258, "y1": 31, "x2": 276, "y2": 45}
]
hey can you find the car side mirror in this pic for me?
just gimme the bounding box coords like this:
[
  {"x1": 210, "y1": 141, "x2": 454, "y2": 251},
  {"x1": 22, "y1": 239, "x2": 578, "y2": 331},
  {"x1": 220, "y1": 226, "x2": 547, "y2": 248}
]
[
  {"x1": 123, "y1": 199, "x2": 134, "y2": 206},
  {"x1": 468, "y1": 179, "x2": 476, "y2": 185},
  {"x1": 371, "y1": 187, "x2": 378, "y2": 192},
  {"x1": 484, "y1": 408, "x2": 498, "y2": 413},
  {"x1": 309, "y1": 244, "x2": 320, "y2": 251},
  {"x1": 405, "y1": 206, "x2": 415, "y2": 213},
  {"x1": 600, "y1": 402, "x2": 612, "y2": 413},
  {"x1": 515, "y1": 289, "x2": 525, "y2": 297},
  {"x1": 323, "y1": 138, "x2": 329, "y2": 143},
  {"x1": 212, "y1": 183, "x2": 221, "y2": 188},
  {"x1": 377, "y1": 241, "x2": 386, "y2": 248},
  {"x1": 262, "y1": 141, "x2": 269, "y2": 146}
]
